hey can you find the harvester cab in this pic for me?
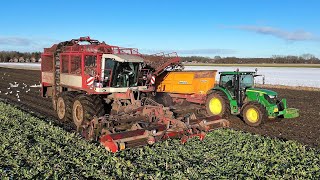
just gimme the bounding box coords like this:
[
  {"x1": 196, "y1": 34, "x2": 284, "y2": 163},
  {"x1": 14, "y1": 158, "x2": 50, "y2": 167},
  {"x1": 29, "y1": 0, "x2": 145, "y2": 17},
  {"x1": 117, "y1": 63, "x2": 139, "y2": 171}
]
[{"x1": 206, "y1": 70, "x2": 299, "y2": 126}]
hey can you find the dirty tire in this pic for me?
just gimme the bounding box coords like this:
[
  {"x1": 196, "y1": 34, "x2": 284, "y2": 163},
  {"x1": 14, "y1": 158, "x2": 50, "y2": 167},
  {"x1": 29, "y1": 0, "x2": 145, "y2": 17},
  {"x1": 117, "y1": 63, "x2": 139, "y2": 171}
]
[
  {"x1": 52, "y1": 97, "x2": 57, "y2": 111},
  {"x1": 63, "y1": 92, "x2": 79, "y2": 122},
  {"x1": 205, "y1": 91, "x2": 230, "y2": 118},
  {"x1": 55, "y1": 92, "x2": 78, "y2": 122},
  {"x1": 242, "y1": 101, "x2": 267, "y2": 127},
  {"x1": 72, "y1": 94, "x2": 105, "y2": 130},
  {"x1": 154, "y1": 93, "x2": 174, "y2": 107},
  {"x1": 56, "y1": 95, "x2": 66, "y2": 121}
]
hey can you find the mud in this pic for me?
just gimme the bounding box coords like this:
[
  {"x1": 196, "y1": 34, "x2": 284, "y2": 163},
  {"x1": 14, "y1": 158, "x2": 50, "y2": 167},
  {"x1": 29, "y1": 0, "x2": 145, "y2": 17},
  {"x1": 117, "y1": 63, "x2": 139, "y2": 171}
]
[{"x1": 0, "y1": 67, "x2": 319, "y2": 148}]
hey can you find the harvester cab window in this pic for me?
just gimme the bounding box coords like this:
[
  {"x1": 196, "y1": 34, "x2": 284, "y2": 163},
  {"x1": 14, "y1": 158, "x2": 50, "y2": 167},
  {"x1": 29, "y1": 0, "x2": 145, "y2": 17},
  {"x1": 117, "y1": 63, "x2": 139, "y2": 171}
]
[
  {"x1": 114, "y1": 62, "x2": 138, "y2": 87},
  {"x1": 103, "y1": 58, "x2": 115, "y2": 87},
  {"x1": 85, "y1": 55, "x2": 97, "y2": 76}
]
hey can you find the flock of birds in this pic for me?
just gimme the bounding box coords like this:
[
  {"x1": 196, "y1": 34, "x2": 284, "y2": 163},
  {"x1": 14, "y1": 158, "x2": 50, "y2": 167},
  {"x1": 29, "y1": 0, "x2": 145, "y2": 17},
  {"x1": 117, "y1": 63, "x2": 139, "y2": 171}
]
[{"x1": 0, "y1": 72, "x2": 41, "y2": 102}]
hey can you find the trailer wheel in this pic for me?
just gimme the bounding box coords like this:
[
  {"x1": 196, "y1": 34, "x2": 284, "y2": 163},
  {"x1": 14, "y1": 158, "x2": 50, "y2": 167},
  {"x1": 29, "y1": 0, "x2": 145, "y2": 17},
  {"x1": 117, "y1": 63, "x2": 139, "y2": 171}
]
[
  {"x1": 242, "y1": 102, "x2": 267, "y2": 127},
  {"x1": 72, "y1": 94, "x2": 105, "y2": 130},
  {"x1": 205, "y1": 91, "x2": 230, "y2": 118}
]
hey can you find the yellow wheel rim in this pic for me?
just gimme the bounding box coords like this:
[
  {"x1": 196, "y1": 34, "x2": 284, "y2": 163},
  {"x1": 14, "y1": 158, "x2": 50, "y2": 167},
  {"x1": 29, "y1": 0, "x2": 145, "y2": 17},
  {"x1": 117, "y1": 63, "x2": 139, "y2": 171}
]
[
  {"x1": 246, "y1": 108, "x2": 259, "y2": 123},
  {"x1": 209, "y1": 97, "x2": 222, "y2": 115}
]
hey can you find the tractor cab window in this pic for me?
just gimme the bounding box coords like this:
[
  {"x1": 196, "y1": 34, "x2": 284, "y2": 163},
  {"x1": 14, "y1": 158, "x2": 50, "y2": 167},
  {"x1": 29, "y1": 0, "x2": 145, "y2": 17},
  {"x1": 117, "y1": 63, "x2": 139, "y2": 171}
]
[
  {"x1": 85, "y1": 55, "x2": 97, "y2": 76},
  {"x1": 220, "y1": 75, "x2": 235, "y2": 89},
  {"x1": 240, "y1": 75, "x2": 254, "y2": 89},
  {"x1": 220, "y1": 74, "x2": 236, "y2": 96}
]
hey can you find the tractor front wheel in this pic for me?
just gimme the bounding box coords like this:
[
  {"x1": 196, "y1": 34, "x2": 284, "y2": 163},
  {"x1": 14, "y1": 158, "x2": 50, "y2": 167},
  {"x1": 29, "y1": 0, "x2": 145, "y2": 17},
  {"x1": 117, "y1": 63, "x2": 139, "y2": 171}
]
[
  {"x1": 242, "y1": 102, "x2": 267, "y2": 127},
  {"x1": 205, "y1": 91, "x2": 230, "y2": 118}
]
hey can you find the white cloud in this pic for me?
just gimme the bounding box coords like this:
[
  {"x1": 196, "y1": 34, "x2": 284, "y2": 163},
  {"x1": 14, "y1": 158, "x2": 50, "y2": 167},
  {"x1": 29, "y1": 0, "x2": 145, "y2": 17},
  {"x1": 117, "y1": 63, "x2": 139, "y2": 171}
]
[
  {"x1": 0, "y1": 37, "x2": 33, "y2": 46},
  {"x1": 234, "y1": 25, "x2": 320, "y2": 41}
]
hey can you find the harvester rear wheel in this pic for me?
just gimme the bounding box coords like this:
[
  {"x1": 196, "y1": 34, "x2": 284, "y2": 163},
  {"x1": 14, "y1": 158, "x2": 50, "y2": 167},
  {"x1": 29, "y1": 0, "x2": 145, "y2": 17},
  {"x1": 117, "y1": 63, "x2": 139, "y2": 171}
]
[
  {"x1": 56, "y1": 92, "x2": 78, "y2": 122},
  {"x1": 72, "y1": 94, "x2": 105, "y2": 130},
  {"x1": 205, "y1": 91, "x2": 230, "y2": 118},
  {"x1": 56, "y1": 95, "x2": 66, "y2": 121},
  {"x1": 242, "y1": 102, "x2": 267, "y2": 127}
]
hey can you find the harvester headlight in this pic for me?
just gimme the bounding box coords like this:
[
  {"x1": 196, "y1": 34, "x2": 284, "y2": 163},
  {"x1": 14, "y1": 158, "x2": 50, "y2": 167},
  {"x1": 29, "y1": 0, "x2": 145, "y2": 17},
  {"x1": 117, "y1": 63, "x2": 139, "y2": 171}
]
[
  {"x1": 119, "y1": 142, "x2": 126, "y2": 151},
  {"x1": 269, "y1": 95, "x2": 276, "y2": 98}
]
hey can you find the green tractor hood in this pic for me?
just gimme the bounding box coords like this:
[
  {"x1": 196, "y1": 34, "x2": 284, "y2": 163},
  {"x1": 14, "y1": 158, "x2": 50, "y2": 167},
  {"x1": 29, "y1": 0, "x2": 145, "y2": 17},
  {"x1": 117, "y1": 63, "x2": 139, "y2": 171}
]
[
  {"x1": 246, "y1": 88, "x2": 299, "y2": 119},
  {"x1": 246, "y1": 88, "x2": 278, "y2": 96}
]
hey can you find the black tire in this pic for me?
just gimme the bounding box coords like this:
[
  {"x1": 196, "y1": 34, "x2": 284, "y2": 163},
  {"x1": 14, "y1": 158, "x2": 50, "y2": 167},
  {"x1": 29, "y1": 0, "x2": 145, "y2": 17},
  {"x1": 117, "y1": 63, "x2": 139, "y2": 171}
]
[
  {"x1": 55, "y1": 92, "x2": 78, "y2": 122},
  {"x1": 242, "y1": 102, "x2": 267, "y2": 127},
  {"x1": 205, "y1": 91, "x2": 230, "y2": 118},
  {"x1": 72, "y1": 94, "x2": 105, "y2": 130},
  {"x1": 64, "y1": 92, "x2": 79, "y2": 122},
  {"x1": 154, "y1": 93, "x2": 174, "y2": 107}
]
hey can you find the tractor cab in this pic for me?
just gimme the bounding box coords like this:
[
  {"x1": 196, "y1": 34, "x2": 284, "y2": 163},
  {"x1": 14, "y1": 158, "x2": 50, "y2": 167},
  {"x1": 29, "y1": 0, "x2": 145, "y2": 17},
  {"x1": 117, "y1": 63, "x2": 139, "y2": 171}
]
[
  {"x1": 219, "y1": 71, "x2": 257, "y2": 105},
  {"x1": 205, "y1": 70, "x2": 299, "y2": 127}
]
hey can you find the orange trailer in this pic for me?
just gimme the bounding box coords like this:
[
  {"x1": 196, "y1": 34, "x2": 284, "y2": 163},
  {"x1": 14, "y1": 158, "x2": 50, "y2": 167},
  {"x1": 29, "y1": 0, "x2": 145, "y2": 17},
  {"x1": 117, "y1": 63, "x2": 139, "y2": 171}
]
[{"x1": 154, "y1": 70, "x2": 217, "y2": 105}]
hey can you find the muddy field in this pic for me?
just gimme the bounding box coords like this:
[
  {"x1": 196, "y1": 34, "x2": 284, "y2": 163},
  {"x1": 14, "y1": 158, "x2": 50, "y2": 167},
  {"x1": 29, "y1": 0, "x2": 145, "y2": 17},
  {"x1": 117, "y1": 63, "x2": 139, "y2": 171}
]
[{"x1": 0, "y1": 67, "x2": 319, "y2": 148}]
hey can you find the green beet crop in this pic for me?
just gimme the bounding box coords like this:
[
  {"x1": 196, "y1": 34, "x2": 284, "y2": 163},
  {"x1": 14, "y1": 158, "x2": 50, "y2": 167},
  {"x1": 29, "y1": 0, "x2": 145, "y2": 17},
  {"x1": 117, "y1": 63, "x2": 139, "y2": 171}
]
[{"x1": 0, "y1": 101, "x2": 319, "y2": 179}]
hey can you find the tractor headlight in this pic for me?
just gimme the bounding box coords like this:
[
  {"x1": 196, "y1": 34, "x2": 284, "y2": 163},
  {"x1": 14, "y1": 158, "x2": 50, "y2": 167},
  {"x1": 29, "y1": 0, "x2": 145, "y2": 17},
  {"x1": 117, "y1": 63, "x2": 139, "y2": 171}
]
[
  {"x1": 264, "y1": 94, "x2": 277, "y2": 104},
  {"x1": 274, "y1": 107, "x2": 279, "y2": 112}
]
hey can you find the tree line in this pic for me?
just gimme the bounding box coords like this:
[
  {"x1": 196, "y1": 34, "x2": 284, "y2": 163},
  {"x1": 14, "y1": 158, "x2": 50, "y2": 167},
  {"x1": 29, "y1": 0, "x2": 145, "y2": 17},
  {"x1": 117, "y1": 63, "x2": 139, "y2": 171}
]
[
  {"x1": 181, "y1": 54, "x2": 320, "y2": 64},
  {"x1": 0, "y1": 51, "x2": 41, "y2": 62},
  {"x1": 0, "y1": 50, "x2": 319, "y2": 64}
]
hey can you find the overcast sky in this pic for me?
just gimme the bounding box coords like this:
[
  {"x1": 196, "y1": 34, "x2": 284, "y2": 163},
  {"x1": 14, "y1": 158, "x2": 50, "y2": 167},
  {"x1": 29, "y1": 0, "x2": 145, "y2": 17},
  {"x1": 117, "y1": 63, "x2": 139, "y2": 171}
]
[{"x1": 0, "y1": 0, "x2": 319, "y2": 58}]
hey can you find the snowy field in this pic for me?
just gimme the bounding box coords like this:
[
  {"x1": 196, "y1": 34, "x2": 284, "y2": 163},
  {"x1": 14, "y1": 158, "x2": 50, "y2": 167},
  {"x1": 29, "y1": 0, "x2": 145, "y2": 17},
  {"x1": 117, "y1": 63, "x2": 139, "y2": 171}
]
[
  {"x1": 185, "y1": 66, "x2": 320, "y2": 88},
  {"x1": 0, "y1": 63, "x2": 40, "y2": 70},
  {"x1": 0, "y1": 63, "x2": 319, "y2": 88}
]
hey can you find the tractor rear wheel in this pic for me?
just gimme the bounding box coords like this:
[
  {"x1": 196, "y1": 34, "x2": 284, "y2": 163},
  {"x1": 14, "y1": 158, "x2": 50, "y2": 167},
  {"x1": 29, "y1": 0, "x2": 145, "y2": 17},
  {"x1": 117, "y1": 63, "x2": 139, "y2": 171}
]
[
  {"x1": 72, "y1": 94, "x2": 105, "y2": 130},
  {"x1": 56, "y1": 92, "x2": 78, "y2": 122},
  {"x1": 242, "y1": 102, "x2": 267, "y2": 127},
  {"x1": 205, "y1": 91, "x2": 230, "y2": 118}
]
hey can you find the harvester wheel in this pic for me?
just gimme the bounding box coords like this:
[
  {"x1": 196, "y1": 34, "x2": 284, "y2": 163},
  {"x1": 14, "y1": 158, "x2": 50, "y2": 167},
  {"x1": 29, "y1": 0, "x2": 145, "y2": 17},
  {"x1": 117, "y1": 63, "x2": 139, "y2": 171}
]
[
  {"x1": 242, "y1": 102, "x2": 267, "y2": 127},
  {"x1": 56, "y1": 95, "x2": 66, "y2": 121},
  {"x1": 154, "y1": 93, "x2": 174, "y2": 107},
  {"x1": 205, "y1": 91, "x2": 230, "y2": 118},
  {"x1": 56, "y1": 92, "x2": 78, "y2": 122},
  {"x1": 72, "y1": 94, "x2": 105, "y2": 130}
]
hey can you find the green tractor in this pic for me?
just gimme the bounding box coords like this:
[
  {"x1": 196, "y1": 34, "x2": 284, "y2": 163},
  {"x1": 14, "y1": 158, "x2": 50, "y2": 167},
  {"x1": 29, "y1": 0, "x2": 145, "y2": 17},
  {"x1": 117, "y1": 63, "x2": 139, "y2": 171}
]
[{"x1": 206, "y1": 71, "x2": 299, "y2": 126}]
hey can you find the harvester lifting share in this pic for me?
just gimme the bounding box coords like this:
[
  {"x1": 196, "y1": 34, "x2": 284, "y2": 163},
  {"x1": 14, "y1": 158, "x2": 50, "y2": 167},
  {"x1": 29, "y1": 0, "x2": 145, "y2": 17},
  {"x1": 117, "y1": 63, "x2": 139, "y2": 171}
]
[{"x1": 80, "y1": 96, "x2": 229, "y2": 153}]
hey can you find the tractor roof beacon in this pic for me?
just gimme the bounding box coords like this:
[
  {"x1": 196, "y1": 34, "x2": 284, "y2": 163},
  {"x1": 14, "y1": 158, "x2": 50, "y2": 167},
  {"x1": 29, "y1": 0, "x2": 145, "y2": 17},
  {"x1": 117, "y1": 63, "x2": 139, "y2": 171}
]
[
  {"x1": 206, "y1": 70, "x2": 299, "y2": 126},
  {"x1": 40, "y1": 37, "x2": 230, "y2": 152}
]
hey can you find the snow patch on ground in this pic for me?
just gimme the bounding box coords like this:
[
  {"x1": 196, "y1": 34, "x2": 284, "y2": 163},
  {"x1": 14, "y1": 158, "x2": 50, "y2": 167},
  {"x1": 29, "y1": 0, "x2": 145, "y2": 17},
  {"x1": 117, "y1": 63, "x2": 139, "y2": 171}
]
[
  {"x1": 0, "y1": 63, "x2": 40, "y2": 70},
  {"x1": 185, "y1": 66, "x2": 320, "y2": 88}
]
